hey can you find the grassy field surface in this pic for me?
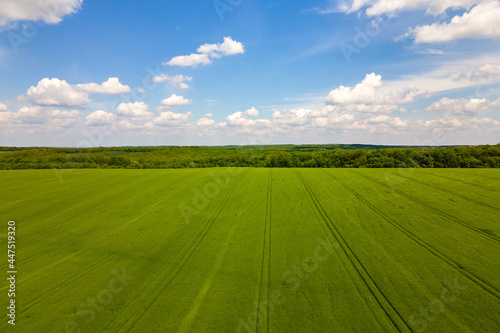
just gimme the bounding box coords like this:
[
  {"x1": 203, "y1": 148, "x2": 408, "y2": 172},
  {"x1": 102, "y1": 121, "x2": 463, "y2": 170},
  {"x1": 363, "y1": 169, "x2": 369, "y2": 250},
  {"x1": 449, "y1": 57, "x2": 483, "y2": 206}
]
[{"x1": 1, "y1": 169, "x2": 499, "y2": 332}]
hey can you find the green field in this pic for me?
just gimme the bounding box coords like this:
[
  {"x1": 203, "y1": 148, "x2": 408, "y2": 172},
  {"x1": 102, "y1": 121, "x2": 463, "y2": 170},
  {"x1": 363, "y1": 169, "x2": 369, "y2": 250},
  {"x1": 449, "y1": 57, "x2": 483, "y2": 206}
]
[{"x1": 1, "y1": 168, "x2": 499, "y2": 332}]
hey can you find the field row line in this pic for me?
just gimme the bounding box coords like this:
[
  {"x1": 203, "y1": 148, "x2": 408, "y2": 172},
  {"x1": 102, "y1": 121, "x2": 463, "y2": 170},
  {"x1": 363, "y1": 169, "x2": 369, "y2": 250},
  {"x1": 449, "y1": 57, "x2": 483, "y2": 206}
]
[
  {"x1": 353, "y1": 171, "x2": 500, "y2": 244},
  {"x1": 255, "y1": 169, "x2": 273, "y2": 333},
  {"x1": 20, "y1": 172, "x2": 162, "y2": 266},
  {"x1": 8, "y1": 171, "x2": 155, "y2": 229},
  {"x1": 396, "y1": 171, "x2": 500, "y2": 214},
  {"x1": 108, "y1": 170, "x2": 248, "y2": 333},
  {"x1": 412, "y1": 170, "x2": 499, "y2": 194},
  {"x1": 294, "y1": 170, "x2": 413, "y2": 333},
  {"x1": 323, "y1": 171, "x2": 500, "y2": 302},
  {"x1": 0, "y1": 176, "x2": 190, "y2": 328},
  {"x1": 451, "y1": 170, "x2": 500, "y2": 183}
]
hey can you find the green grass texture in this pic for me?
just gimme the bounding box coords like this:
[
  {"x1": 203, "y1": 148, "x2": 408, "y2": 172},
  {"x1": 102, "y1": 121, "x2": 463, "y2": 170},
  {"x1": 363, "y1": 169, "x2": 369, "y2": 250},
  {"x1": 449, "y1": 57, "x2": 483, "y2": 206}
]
[{"x1": 0, "y1": 168, "x2": 499, "y2": 332}]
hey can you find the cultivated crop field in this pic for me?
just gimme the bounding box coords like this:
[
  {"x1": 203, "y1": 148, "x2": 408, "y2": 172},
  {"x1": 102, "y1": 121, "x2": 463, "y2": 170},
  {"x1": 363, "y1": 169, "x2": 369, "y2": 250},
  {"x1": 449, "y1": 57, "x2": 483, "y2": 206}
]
[{"x1": 1, "y1": 168, "x2": 499, "y2": 332}]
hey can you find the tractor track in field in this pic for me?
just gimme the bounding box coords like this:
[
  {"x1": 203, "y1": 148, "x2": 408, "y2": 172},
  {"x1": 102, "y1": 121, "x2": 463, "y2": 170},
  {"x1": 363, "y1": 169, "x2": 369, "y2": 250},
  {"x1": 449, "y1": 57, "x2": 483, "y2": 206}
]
[
  {"x1": 295, "y1": 170, "x2": 413, "y2": 333},
  {"x1": 2, "y1": 176, "x2": 56, "y2": 192},
  {"x1": 106, "y1": 170, "x2": 248, "y2": 333},
  {"x1": 323, "y1": 170, "x2": 500, "y2": 302},
  {"x1": 0, "y1": 179, "x2": 194, "y2": 328},
  {"x1": 255, "y1": 169, "x2": 273, "y2": 333},
  {"x1": 451, "y1": 170, "x2": 500, "y2": 182},
  {"x1": 411, "y1": 170, "x2": 499, "y2": 194},
  {"x1": 12, "y1": 171, "x2": 156, "y2": 228},
  {"x1": 21, "y1": 173, "x2": 163, "y2": 266},
  {"x1": 352, "y1": 171, "x2": 500, "y2": 244},
  {"x1": 393, "y1": 172, "x2": 500, "y2": 214},
  {"x1": 3, "y1": 171, "x2": 150, "y2": 213}
]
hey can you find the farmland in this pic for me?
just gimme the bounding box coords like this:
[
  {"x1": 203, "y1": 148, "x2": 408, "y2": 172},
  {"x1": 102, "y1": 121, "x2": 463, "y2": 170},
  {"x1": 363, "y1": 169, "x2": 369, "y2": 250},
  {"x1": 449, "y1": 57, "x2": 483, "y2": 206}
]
[{"x1": 1, "y1": 168, "x2": 499, "y2": 332}]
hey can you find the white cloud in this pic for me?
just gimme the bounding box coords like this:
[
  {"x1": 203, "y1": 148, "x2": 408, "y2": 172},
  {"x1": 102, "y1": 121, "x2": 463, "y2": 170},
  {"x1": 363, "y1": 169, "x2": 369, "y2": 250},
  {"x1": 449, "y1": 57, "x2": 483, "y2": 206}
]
[
  {"x1": 425, "y1": 97, "x2": 500, "y2": 116},
  {"x1": 363, "y1": 0, "x2": 479, "y2": 16},
  {"x1": 152, "y1": 74, "x2": 193, "y2": 89},
  {"x1": 0, "y1": 0, "x2": 83, "y2": 27},
  {"x1": 116, "y1": 101, "x2": 152, "y2": 117},
  {"x1": 161, "y1": 94, "x2": 192, "y2": 106},
  {"x1": 14, "y1": 95, "x2": 28, "y2": 102},
  {"x1": 346, "y1": 104, "x2": 399, "y2": 114},
  {"x1": 226, "y1": 107, "x2": 270, "y2": 127},
  {"x1": 339, "y1": 0, "x2": 480, "y2": 16},
  {"x1": 383, "y1": 85, "x2": 425, "y2": 104},
  {"x1": 153, "y1": 111, "x2": 192, "y2": 126},
  {"x1": 26, "y1": 77, "x2": 131, "y2": 107},
  {"x1": 165, "y1": 37, "x2": 244, "y2": 68},
  {"x1": 0, "y1": 111, "x2": 13, "y2": 123},
  {"x1": 401, "y1": 1, "x2": 500, "y2": 44},
  {"x1": 345, "y1": 0, "x2": 372, "y2": 13},
  {"x1": 384, "y1": 52, "x2": 500, "y2": 95},
  {"x1": 77, "y1": 77, "x2": 131, "y2": 94},
  {"x1": 325, "y1": 73, "x2": 382, "y2": 105},
  {"x1": 365, "y1": 114, "x2": 408, "y2": 127},
  {"x1": 14, "y1": 106, "x2": 81, "y2": 126},
  {"x1": 86, "y1": 110, "x2": 116, "y2": 126},
  {"x1": 15, "y1": 106, "x2": 46, "y2": 124},
  {"x1": 196, "y1": 117, "x2": 215, "y2": 127},
  {"x1": 0, "y1": 103, "x2": 9, "y2": 111},
  {"x1": 324, "y1": 74, "x2": 430, "y2": 117},
  {"x1": 197, "y1": 36, "x2": 245, "y2": 57},
  {"x1": 244, "y1": 107, "x2": 259, "y2": 117},
  {"x1": 46, "y1": 109, "x2": 81, "y2": 128},
  {"x1": 418, "y1": 49, "x2": 446, "y2": 55},
  {"x1": 27, "y1": 78, "x2": 90, "y2": 107},
  {"x1": 164, "y1": 53, "x2": 212, "y2": 68},
  {"x1": 272, "y1": 109, "x2": 312, "y2": 126},
  {"x1": 226, "y1": 112, "x2": 252, "y2": 126},
  {"x1": 470, "y1": 63, "x2": 500, "y2": 80}
]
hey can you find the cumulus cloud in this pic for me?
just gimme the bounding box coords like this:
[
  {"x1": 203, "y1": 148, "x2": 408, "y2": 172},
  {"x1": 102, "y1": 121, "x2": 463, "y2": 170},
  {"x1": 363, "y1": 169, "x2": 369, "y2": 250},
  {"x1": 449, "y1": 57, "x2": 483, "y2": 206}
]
[
  {"x1": 196, "y1": 117, "x2": 215, "y2": 127},
  {"x1": 244, "y1": 107, "x2": 259, "y2": 117},
  {"x1": 161, "y1": 94, "x2": 192, "y2": 106},
  {"x1": 0, "y1": 103, "x2": 9, "y2": 111},
  {"x1": 325, "y1": 73, "x2": 382, "y2": 105},
  {"x1": 401, "y1": 1, "x2": 500, "y2": 44},
  {"x1": 425, "y1": 97, "x2": 500, "y2": 116},
  {"x1": 77, "y1": 77, "x2": 131, "y2": 95},
  {"x1": 226, "y1": 107, "x2": 270, "y2": 127},
  {"x1": 15, "y1": 106, "x2": 46, "y2": 124},
  {"x1": 26, "y1": 77, "x2": 131, "y2": 107},
  {"x1": 470, "y1": 63, "x2": 500, "y2": 80},
  {"x1": 165, "y1": 37, "x2": 244, "y2": 68},
  {"x1": 153, "y1": 111, "x2": 192, "y2": 126},
  {"x1": 14, "y1": 106, "x2": 81, "y2": 126},
  {"x1": 46, "y1": 109, "x2": 82, "y2": 127},
  {"x1": 325, "y1": 73, "x2": 427, "y2": 114},
  {"x1": 165, "y1": 53, "x2": 212, "y2": 68},
  {"x1": 86, "y1": 110, "x2": 116, "y2": 126},
  {"x1": 116, "y1": 101, "x2": 152, "y2": 117},
  {"x1": 0, "y1": 0, "x2": 83, "y2": 27},
  {"x1": 361, "y1": 0, "x2": 479, "y2": 16},
  {"x1": 27, "y1": 78, "x2": 90, "y2": 107},
  {"x1": 197, "y1": 36, "x2": 245, "y2": 58},
  {"x1": 0, "y1": 111, "x2": 13, "y2": 123},
  {"x1": 152, "y1": 74, "x2": 193, "y2": 89},
  {"x1": 272, "y1": 109, "x2": 314, "y2": 126}
]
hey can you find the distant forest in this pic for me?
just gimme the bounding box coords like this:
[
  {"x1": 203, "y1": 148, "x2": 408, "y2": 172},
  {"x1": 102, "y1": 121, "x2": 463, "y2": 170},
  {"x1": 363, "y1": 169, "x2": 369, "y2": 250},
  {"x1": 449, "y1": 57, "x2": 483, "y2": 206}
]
[{"x1": 1, "y1": 144, "x2": 500, "y2": 169}]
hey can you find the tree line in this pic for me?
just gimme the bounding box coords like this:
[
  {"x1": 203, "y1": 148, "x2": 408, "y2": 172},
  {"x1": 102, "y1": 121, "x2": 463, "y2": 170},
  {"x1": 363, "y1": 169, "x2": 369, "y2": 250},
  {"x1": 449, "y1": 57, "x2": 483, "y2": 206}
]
[{"x1": 0, "y1": 144, "x2": 499, "y2": 169}]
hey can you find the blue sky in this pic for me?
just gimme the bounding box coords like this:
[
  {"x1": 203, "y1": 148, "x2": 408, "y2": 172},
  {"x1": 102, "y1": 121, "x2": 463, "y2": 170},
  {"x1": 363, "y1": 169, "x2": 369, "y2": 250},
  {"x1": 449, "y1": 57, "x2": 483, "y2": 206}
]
[{"x1": 1, "y1": 0, "x2": 500, "y2": 146}]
